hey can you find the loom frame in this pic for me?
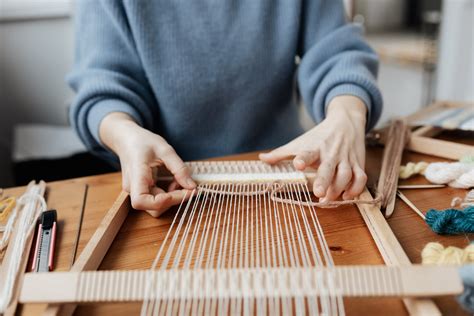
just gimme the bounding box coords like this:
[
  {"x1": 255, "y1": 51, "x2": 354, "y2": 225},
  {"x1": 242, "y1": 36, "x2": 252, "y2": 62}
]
[
  {"x1": 405, "y1": 101, "x2": 474, "y2": 160},
  {"x1": 20, "y1": 178, "x2": 448, "y2": 316}
]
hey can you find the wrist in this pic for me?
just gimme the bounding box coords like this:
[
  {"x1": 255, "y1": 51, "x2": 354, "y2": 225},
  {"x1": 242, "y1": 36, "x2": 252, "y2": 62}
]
[
  {"x1": 100, "y1": 112, "x2": 140, "y2": 154},
  {"x1": 326, "y1": 95, "x2": 367, "y2": 126}
]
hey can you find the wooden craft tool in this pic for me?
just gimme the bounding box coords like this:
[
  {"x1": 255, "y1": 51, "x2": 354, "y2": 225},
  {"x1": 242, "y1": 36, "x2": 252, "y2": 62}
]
[
  {"x1": 405, "y1": 101, "x2": 474, "y2": 160},
  {"x1": 377, "y1": 119, "x2": 409, "y2": 218},
  {"x1": 31, "y1": 210, "x2": 57, "y2": 272},
  {"x1": 397, "y1": 190, "x2": 426, "y2": 220},
  {"x1": 397, "y1": 184, "x2": 445, "y2": 189}
]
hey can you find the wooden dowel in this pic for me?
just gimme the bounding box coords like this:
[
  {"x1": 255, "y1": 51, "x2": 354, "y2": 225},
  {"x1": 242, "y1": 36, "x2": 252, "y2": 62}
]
[
  {"x1": 397, "y1": 184, "x2": 445, "y2": 189},
  {"x1": 396, "y1": 190, "x2": 426, "y2": 220}
]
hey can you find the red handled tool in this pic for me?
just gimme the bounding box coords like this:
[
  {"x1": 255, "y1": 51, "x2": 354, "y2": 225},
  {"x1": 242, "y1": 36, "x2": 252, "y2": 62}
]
[{"x1": 31, "y1": 210, "x2": 57, "y2": 272}]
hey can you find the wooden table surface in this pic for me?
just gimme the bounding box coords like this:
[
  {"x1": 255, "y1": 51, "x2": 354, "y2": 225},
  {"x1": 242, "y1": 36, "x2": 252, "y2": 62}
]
[{"x1": 3, "y1": 141, "x2": 473, "y2": 316}]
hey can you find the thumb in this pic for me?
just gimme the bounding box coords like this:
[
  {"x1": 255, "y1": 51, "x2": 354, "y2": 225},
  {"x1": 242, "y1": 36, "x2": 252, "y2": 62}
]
[
  {"x1": 158, "y1": 145, "x2": 196, "y2": 189},
  {"x1": 259, "y1": 143, "x2": 295, "y2": 164}
]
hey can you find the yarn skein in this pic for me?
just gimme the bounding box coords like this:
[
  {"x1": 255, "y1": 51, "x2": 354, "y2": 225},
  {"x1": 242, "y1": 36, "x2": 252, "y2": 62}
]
[
  {"x1": 421, "y1": 242, "x2": 474, "y2": 313},
  {"x1": 451, "y1": 189, "x2": 474, "y2": 208},
  {"x1": 424, "y1": 162, "x2": 474, "y2": 188},
  {"x1": 399, "y1": 161, "x2": 429, "y2": 179},
  {"x1": 425, "y1": 206, "x2": 474, "y2": 234},
  {"x1": 400, "y1": 158, "x2": 474, "y2": 188},
  {"x1": 421, "y1": 242, "x2": 474, "y2": 265}
]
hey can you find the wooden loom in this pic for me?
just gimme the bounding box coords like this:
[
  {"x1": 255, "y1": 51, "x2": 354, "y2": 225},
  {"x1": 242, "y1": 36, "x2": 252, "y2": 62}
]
[
  {"x1": 18, "y1": 161, "x2": 463, "y2": 316},
  {"x1": 406, "y1": 101, "x2": 474, "y2": 160}
]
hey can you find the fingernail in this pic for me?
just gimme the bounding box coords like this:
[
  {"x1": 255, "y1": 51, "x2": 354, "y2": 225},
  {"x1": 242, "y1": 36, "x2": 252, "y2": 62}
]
[
  {"x1": 320, "y1": 197, "x2": 328, "y2": 203},
  {"x1": 315, "y1": 185, "x2": 324, "y2": 196},
  {"x1": 295, "y1": 159, "x2": 305, "y2": 167},
  {"x1": 187, "y1": 178, "x2": 196, "y2": 188},
  {"x1": 342, "y1": 193, "x2": 350, "y2": 200}
]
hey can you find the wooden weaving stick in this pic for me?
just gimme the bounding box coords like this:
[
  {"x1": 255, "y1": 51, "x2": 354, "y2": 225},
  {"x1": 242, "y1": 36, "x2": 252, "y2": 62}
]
[
  {"x1": 377, "y1": 119, "x2": 409, "y2": 218},
  {"x1": 20, "y1": 265, "x2": 462, "y2": 303},
  {"x1": 396, "y1": 190, "x2": 426, "y2": 220},
  {"x1": 397, "y1": 184, "x2": 445, "y2": 189}
]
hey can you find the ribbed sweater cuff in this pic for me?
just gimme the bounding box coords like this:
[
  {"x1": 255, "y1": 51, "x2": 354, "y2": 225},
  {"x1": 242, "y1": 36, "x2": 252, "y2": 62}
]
[
  {"x1": 324, "y1": 84, "x2": 372, "y2": 129},
  {"x1": 86, "y1": 99, "x2": 144, "y2": 146}
]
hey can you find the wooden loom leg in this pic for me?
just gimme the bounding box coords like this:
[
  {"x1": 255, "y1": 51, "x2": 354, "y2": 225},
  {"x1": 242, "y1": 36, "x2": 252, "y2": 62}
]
[
  {"x1": 42, "y1": 191, "x2": 131, "y2": 316},
  {"x1": 357, "y1": 188, "x2": 442, "y2": 316},
  {"x1": 408, "y1": 135, "x2": 474, "y2": 160}
]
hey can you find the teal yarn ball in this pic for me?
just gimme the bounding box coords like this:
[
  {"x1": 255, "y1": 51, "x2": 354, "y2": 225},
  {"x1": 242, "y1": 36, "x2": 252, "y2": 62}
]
[{"x1": 425, "y1": 206, "x2": 474, "y2": 235}]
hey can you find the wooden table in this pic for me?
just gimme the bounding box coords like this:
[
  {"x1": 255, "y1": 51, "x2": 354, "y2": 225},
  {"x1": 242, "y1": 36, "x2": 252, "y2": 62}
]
[{"x1": 3, "y1": 144, "x2": 473, "y2": 316}]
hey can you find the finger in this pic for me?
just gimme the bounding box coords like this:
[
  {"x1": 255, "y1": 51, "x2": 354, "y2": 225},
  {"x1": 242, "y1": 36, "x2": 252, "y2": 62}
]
[
  {"x1": 355, "y1": 137, "x2": 366, "y2": 167},
  {"x1": 322, "y1": 161, "x2": 352, "y2": 202},
  {"x1": 312, "y1": 159, "x2": 337, "y2": 198},
  {"x1": 158, "y1": 145, "x2": 196, "y2": 189},
  {"x1": 146, "y1": 189, "x2": 194, "y2": 218},
  {"x1": 342, "y1": 165, "x2": 367, "y2": 200},
  {"x1": 130, "y1": 164, "x2": 169, "y2": 210},
  {"x1": 167, "y1": 180, "x2": 181, "y2": 192},
  {"x1": 259, "y1": 143, "x2": 296, "y2": 164},
  {"x1": 293, "y1": 150, "x2": 319, "y2": 170}
]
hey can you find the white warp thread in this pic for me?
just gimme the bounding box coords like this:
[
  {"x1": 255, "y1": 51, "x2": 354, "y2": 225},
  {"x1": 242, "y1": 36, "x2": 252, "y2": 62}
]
[
  {"x1": 424, "y1": 162, "x2": 474, "y2": 188},
  {"x1": 0, "y1": 191, "x2": 46, "y2": 313},
  {"x1": 0, "y1": 207, "x2": 18, "y2": 251}
]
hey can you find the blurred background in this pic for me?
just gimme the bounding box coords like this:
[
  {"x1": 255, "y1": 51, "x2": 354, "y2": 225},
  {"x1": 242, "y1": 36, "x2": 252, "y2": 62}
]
[{"x1": 0, "y1": 0, "x2": 472, "y2": 187}]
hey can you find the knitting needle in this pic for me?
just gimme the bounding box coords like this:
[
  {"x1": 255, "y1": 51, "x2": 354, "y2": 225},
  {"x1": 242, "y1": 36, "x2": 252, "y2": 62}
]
[
  {"x1": 70, "y1": 184, "x2": 88, "y2": 267},
  {"x1": 397, "y1": 184, "x2": 445, "y2": 189},
  {"x1": 396, "y1": 190, "x2": 426, "y2": 220}
]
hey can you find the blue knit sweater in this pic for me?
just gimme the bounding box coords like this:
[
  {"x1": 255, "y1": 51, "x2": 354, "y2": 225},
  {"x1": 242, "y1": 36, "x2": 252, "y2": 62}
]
[{"x1": 69, "y1": 0, "x2": 382, "y2": 162}]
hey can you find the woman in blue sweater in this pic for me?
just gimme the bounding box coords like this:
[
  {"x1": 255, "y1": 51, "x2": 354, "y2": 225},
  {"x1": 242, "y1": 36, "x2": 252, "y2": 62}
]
[{"x1": 69, "y1": 0, "x2": 383, "y2": 215}]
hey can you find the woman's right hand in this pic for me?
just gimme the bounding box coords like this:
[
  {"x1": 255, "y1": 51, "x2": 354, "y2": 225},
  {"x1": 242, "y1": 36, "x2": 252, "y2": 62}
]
[{"x1": 100, "y1": 112, "x2": 196, "y2": 217}]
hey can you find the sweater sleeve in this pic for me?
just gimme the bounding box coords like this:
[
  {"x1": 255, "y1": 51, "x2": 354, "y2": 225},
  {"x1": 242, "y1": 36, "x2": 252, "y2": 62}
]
[
  {"x1": 68, "y1": 0, "x2": 157, "y2": 160},
  {"x1": 297, "y1": 0, "x2": 383, "y2": 131}
]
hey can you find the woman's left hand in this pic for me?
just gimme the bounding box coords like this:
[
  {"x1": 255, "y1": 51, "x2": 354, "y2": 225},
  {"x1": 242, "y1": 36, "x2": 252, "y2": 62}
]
[{"x1": 259, "y1": 95, "x2": 368, "y2": 202}]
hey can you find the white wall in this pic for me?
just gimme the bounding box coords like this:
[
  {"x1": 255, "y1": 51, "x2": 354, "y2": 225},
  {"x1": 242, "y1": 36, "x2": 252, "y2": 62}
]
[
  {"x1": 0, "y1": 17, "x2": 74, "y2": 186},
  {"x1": 436, "y1": 0, "x2": 474, "y2": 102},
  {"x1": 377, "y1": 62, "x2": 425, "y2": 125}
]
